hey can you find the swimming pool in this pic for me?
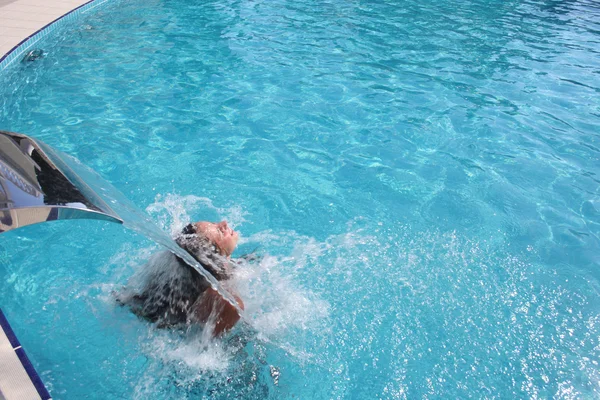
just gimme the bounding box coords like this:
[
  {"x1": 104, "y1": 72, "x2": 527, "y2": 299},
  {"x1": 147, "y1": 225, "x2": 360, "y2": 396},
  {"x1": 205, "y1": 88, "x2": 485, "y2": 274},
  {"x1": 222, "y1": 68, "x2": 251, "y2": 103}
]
[{"x1": 1, "y1": 0, "x2": 599, "y2": 397}]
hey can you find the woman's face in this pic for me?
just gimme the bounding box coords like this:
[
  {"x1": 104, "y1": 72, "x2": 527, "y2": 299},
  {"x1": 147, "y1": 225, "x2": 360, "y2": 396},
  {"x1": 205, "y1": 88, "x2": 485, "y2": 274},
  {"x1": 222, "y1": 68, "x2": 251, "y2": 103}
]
[{"x1": 194, "y1": 220, "x2": 239, "y2": 257}]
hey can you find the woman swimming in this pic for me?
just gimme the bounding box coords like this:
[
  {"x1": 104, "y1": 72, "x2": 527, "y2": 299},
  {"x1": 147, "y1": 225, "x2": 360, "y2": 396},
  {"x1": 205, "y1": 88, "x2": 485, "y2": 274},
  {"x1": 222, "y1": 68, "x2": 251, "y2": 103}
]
[{"x1": 117, "y1": 221, "x2": 244, "y2": 336}]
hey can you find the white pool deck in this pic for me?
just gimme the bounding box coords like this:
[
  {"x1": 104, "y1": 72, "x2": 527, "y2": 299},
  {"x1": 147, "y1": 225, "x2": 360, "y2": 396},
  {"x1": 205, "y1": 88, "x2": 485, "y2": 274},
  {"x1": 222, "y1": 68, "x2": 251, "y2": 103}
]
[
  {"x1": 0, "y1": 0, "x2": 89, "y2": 59},
  {"x1": 0, "y1": 323, "x2": 43, "y2": 400}
]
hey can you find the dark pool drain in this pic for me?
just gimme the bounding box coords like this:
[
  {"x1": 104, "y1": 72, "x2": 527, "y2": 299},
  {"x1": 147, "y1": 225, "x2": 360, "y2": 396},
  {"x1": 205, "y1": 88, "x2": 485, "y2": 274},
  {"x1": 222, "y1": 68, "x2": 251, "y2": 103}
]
[{"x1": 21, "y1": 49, "x2": 45, "y2": 62}]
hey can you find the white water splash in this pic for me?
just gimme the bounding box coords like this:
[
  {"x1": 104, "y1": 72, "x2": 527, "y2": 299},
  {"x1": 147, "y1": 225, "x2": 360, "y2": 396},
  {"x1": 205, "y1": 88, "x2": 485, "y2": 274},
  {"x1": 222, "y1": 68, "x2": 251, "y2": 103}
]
[
  {"x1": 145, "y1": 193, "x2": 248, "y2": 236},
  {"x1": 235, "y1": 254, "x2": 330, "y2": 339},
  {"x1": 108, "y1": 193, "x2": 330, "y2": 377}
]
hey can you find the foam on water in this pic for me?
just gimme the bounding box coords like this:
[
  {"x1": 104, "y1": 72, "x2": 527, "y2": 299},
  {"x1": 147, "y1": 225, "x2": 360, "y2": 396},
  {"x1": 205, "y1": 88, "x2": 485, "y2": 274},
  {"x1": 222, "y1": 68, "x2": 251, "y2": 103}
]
[
  {"x1": 121, "y1": 194, "x2": 331, "y2": 377},
  {"x1": 1, "y1": 192, "x2": 599, "y2": 398},
  {"x1": 146, "y1": 193, "x2": 248, "y2": 236},
  {"x1": 107, "y1": 194, "x2": 600, "y2": 398}
]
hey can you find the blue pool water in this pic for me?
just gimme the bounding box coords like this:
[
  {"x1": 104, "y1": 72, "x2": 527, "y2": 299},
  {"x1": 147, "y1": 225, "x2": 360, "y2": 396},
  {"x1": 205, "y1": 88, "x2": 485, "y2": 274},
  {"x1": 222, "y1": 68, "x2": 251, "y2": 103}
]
[{"x1": 1, "y1": 0, "x2": 600, "y2": 397}]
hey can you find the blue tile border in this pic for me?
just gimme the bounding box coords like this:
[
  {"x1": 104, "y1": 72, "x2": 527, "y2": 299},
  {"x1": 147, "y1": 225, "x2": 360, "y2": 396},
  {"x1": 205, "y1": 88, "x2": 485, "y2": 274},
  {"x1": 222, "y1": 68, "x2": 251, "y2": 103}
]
[
  {"x1": 0, "y1": 308, "x2": 52, "y2": 400},
  {"x1": 0, "y1": 0, "x2": 111, "y2": 72},
  {"x1": 0, "y1": 308, "x2": 19, "y2": 348}
]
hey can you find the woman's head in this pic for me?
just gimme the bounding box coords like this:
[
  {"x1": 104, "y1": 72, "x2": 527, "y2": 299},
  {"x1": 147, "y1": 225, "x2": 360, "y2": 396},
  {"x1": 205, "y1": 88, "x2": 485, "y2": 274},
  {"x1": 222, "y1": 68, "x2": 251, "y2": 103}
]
[{"x1": 185, "y1": 220, "x2": 239, "y2": 257}]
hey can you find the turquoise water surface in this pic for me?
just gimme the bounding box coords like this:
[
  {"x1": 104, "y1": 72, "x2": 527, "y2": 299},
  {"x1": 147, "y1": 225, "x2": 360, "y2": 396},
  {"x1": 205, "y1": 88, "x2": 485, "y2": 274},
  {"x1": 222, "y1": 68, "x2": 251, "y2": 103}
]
[{"x1": 1, "y1": 0, "x2": 600, "y2": 398}]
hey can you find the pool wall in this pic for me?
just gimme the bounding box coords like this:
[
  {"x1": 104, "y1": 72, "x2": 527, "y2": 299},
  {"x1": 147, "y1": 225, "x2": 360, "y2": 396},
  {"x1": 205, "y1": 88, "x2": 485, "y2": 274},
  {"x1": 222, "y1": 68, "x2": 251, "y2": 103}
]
[{"x1": 0, "y1": 0, "x2": 110, "y2": 71}]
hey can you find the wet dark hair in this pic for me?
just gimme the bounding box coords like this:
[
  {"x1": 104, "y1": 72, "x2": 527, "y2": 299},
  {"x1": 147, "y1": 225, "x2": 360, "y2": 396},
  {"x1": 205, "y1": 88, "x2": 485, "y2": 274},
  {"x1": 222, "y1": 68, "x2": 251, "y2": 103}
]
[
  {"x1": 182, "y1": 223, "x2": 196, "y2": 235},
  {"x1": 118, "y1": 223, "x2": 243, "y2": 327},
  {"x1": 175, "y1": 224, "x2": 231, "y2": 281}
]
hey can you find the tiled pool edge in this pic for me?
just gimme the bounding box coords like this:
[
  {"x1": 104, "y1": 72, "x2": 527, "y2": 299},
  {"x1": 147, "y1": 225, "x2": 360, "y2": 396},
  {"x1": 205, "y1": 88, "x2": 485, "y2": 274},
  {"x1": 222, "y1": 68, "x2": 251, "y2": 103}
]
[
  {"x1": 0, "y1": 308, "x2": 51, "y2": 400},
  {"x1": 0, "y1": 0, "x2": 111, "y2": 71}
]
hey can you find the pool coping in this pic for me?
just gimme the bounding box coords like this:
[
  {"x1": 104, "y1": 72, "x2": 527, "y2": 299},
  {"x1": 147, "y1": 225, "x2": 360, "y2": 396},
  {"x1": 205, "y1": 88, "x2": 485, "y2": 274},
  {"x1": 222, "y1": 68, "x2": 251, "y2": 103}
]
[
  {"x1": 0, "y1": 0, "x2": 110, "y2": 71},
  {"x1": 0, "y1": 308, "x2": 52, "y2": 400}
]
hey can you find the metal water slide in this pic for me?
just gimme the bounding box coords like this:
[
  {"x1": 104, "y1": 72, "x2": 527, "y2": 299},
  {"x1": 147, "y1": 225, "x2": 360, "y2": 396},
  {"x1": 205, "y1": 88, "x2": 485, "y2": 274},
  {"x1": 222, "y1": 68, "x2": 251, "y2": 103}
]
[
  {"x1": 0, "y1": 130, "x2": 125, "y2": 400},
  {"x1": 0, "y1": 130, "x2": 123, "y2": 232}
]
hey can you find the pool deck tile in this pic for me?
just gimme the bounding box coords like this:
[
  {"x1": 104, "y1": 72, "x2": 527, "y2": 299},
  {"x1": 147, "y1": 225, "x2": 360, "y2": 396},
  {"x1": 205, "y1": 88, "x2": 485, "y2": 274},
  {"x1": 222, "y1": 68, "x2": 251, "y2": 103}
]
[{"x1": 0, "y1": 0, "x2": 90, "y2": 60}]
